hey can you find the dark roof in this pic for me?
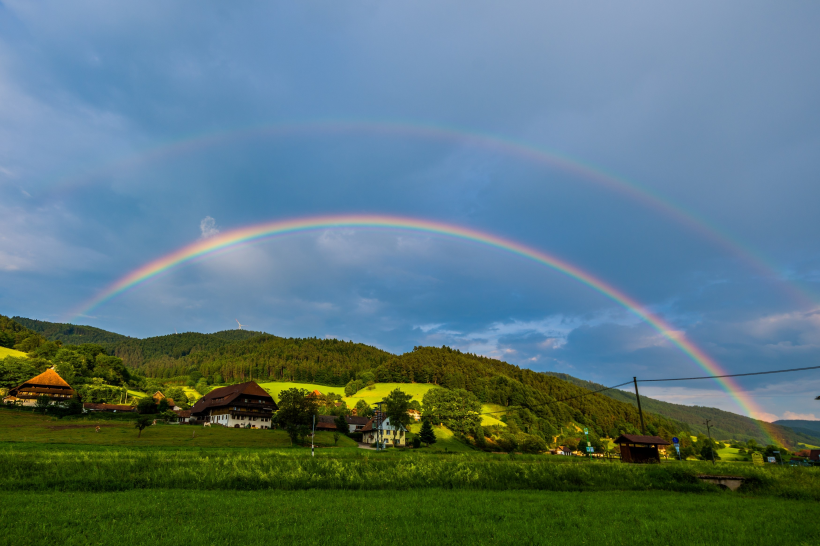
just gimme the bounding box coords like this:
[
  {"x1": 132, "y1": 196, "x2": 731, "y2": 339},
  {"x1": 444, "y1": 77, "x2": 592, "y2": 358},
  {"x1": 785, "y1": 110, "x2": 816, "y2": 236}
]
[
  {"x1": 614, "y1": 434, "x2": 671, "y2": 446},
  {"x1": 190, "y1": 381, "x2": 277, "y2": 416},
  {"x1": 361, "y1": 416, "x2": 407, "y2": 433},
  {"x1": 174, "y1": 409, "x2": 192, "y2": 418},
  {"x1": 83, "y1": 403, "x2": 135, "y2": 412},
  {"x1": 345, "y1": 415, "x2": 370, "y2": 425}
]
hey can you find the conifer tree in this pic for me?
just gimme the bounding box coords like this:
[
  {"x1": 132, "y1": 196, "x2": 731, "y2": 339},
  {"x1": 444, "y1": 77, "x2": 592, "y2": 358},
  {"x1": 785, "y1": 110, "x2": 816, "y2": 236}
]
[{"x1": 419, "y1": 419, "x2": 437, "y2": 447}]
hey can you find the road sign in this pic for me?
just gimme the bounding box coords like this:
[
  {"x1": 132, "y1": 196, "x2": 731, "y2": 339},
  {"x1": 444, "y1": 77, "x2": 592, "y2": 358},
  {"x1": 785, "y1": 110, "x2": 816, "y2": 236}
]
[
  {"x1": 767, "y1": 457, "x2": 776, "y2": 463},
  {"x1": 584, "y1": 428, "x2": 588, "y2": 435},
  {"x1": 586, "y1": 447, "x2": 594, "y2": 453},
  {"x1": 674, "y1": 445, "x2": 680, "y2": 453},
  {"x1": 751, "y1": 452, "x2": 764, "y2": 466},
  {"x1": 672, "y1": 437, "x2": 679, "y2": 444},
  {"x1": 772, "y1": 450, "x2": 780, "y2": 454},
  {"x1": 587, "y1": 441, "x2": 591, "y2": 447}
]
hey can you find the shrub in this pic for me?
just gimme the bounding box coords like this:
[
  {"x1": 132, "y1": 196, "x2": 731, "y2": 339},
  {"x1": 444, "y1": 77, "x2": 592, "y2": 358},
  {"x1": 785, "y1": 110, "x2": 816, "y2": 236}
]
[{"x1": 521, "y1": 435, "x2": 548, "y2": 454}]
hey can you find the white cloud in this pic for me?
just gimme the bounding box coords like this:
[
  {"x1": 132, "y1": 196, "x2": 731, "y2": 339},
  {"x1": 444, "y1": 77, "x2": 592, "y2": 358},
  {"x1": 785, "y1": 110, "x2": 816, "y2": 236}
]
[
  {"x1": 199, "y1": 216, "x2": 219, "y2": 239},
  {"x1": 782, "y1": 411, "x2": 819, "y2": 421}
]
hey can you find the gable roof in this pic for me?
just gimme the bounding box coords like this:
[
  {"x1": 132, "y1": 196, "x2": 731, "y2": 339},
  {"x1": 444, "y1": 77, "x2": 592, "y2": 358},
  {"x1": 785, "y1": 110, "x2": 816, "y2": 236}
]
[
  {"x1": 613, "y1": 434, "x2": 671, "y2": 446},
  {"x1": 361, "y1": 416, "x2": 407, "y2": 433},
  {"x1": 190, "y1": 381, "x2": 277, "y2": 416},
  {"x1": 345, "y1": 415, "x2": 370, "y2": 425}
]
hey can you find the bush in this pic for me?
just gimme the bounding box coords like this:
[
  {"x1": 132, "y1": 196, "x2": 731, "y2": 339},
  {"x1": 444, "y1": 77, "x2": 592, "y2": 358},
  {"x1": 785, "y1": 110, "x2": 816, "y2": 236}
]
[
  {"x1": 412, "y1": 437, "x2": 421, "y2": 449},
  {"x1": 521, "y1": 435, "x2": 547, "y2": 454}
]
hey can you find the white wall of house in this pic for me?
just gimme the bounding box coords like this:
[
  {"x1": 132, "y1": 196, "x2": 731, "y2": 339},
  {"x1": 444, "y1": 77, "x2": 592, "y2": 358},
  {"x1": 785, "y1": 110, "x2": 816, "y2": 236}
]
[{"x1": 206, "y1": 411, "x2": 272, "y2": 429}]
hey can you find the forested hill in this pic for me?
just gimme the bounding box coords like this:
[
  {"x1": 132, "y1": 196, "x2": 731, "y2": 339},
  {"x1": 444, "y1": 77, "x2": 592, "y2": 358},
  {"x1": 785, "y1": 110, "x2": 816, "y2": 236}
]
[
  {"x1": 773, "y1": 420, "x2": 820, "y2": 437},
  {"x1": 12, "y1": 317, "x2": 265, "y2": 368},
  {"x1": 545, "y1": 372, "x2": 820, "y2": 448}
]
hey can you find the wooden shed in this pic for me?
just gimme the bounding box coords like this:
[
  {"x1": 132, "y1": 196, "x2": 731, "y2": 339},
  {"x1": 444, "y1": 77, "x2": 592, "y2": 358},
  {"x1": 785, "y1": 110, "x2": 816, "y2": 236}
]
[{"x1": 614, "y1": 434, "x2": 671, "y2": 463}]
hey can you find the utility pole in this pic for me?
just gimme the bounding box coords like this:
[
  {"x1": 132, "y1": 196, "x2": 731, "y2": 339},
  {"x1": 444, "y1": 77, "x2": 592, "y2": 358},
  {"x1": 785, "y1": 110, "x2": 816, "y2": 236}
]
[
  {"x1": 704, "y1": 419, "x2": 716, "y2": 465},
  {"x1": 311, "y1": 414, "x2": 315, "y2": 457},
  {"x1": 374, "y1": 402, "x2": 384, "y2": 451},
  {"x1": 633, "y1": 377, "x2": 646, "y2": 435}
]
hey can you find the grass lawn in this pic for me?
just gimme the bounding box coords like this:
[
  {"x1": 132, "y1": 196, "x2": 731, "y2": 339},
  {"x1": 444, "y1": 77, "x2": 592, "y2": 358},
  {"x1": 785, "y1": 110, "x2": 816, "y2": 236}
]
[
  {"x1": 0, "y1": 409, "x2": 357, "y2": 449},
  {"x1": 0, "y1": 346, "x2": 27, "y2": 358},
  {"x1": 481, "y1": 403, "x2": 507, "y2": 427},
  {"x1": 1, "y1": 489, "x2": 815, "y2": 545},
  {"x1": 257, "y1": 381, "x2": 347, "y2": 400},
  {"x1": 344, "y1": 382, "x2": 437, "y2": 405},
  {"x1": 407, "y1": 421, "x2": 475, "y2": 452},
  {"x1": 717, "y1": 445, "x2": 746, "y2": 461}
]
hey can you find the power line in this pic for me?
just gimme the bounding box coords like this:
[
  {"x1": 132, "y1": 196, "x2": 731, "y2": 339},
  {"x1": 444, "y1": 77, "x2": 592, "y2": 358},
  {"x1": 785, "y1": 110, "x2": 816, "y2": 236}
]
[
  {"x1": 471, "y1": 380, "x2": 634, "y2": 416},
  {"x1": 638, "y1": 364, "x2": 820, "y2": 382}
]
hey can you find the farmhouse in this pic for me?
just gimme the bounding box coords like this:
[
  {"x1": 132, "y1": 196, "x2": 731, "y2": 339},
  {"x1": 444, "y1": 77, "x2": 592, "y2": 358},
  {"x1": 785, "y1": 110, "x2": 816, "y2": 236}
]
[
  {"x1": 4, "y1": 368, "x2": 77, "y2": 406},
  {"x1": 614, "y1": 434, "x2": 671, "y2": 463},
  {"x1": 190, "y1": 381, "x2": 277, "y2": 429},
  {"x1": 314, "y1": 415, "x2": 339, "y2": 431},
  {"x1": 407, "y1": 409, "x2": 421, "y2": 421},
  {"x1": 362, "y1": 415, "x2": 407, "y2": 447}
]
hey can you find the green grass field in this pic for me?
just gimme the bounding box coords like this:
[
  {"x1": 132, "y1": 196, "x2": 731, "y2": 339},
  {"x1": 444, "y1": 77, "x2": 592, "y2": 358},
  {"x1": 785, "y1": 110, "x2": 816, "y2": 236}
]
[
  {"x1": 407, "y1": 421, "x2": 476, "y2": 452},
  {"x1": 0, "y1": 346, "x2": 27, "y2": 358},
  {"x1": 1, "y1": 489, "x2": 815, "y2": 546},
  {"x1": 0, "y1": 409, "x2": 356, "y2": 449},
  {"x1": 343, "y1": 382, "x2": 437, "y2": 405},
  {"x1": 257, "y1": 381, "x2": 347, "y2": 401}
]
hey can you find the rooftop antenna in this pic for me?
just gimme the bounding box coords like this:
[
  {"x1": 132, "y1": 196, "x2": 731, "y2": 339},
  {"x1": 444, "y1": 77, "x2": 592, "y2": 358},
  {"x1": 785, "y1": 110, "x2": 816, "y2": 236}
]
[{"x1": 236, "y1": 319, "x2": 245, "y2": 330}]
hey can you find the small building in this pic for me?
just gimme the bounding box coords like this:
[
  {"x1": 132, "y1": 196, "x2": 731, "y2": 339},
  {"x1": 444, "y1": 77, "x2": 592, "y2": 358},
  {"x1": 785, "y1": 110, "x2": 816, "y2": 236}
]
[
  {"x1": 4, "y1": 368, "x2": 77, "y2": 406},
  {"x1": 190, "y1": 381, "x2": 278, "y2": 429},
  {"x1": 174, "y1": 409, "x2": 191, "y2": 423},
  {"x1": 152, "y1": 391, "x2": 179, "y2": 410},
  {"x1": 361, "y1": 415, "x2": 407, "y2": 447},
  {"x1": 83, "y1": 403, "x2": 136, "y2": 413},
  {"x1": 345, "y1": 415, "x2": 370, "y2": 433},
  {"x1": 809, "y1": 450, "x2": 820, "y2": 463},
  {"x1": 614, "y1": 434, "x2": 671, "y2": 463},
  {"x1": 314, "y1": 415, "x2": 339, "y2": 431},
  {"x1": 407, "y1": 409, "x2": 421, "y2": 422}
]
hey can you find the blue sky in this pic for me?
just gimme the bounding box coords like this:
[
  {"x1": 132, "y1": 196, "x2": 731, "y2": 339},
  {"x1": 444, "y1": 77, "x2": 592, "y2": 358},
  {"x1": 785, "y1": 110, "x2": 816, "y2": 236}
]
[{"x1": 1, "y1": 1, "x2": 820, "y2": 421}]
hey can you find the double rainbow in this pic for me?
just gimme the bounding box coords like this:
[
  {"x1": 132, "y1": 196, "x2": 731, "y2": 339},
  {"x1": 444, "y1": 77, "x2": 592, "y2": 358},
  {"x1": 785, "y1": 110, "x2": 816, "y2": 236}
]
[{"x1": 68, "y1": 214, "x2": 779, "y2": 440}]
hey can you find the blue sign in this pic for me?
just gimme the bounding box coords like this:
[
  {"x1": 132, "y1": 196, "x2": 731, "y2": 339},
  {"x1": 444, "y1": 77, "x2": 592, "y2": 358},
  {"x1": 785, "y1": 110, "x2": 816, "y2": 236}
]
[
  {"x1": 586, "y1": 447, "x2": 594, "y2": 453},
  {"x1": 672, "y1": 437, "x2": 679, "y2": 444},
  {"x1": 583, "y1": 428, "x2": 588, "y2": 435}
]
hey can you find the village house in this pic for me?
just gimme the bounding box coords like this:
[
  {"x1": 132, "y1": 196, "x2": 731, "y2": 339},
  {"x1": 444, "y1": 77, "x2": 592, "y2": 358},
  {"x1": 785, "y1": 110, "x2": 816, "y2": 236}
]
[
  {"x1": 345, "y1": 415, "x2": 370, "y2": 432},
  {"x1": 190, "y1": 381, "x2": 277, "y2": 429},
  {"x1": 361, "y1": 415, "x2": 407, "y2": 447},
  {"x1": 152, "y1": 391, "x2": 180, "y2": 410},
  {"x1": 614, "y1": 434, "x2": 671, "y2": 463},
  {"x1": 174, "y1": 409, "x2": 191, "y2": 423},
  {"x1": 407, "y1": 409, "x2": 421, "y2": 422},
  {"x1": 4, "y1": 368, "x2": 77, "y2": 406}
]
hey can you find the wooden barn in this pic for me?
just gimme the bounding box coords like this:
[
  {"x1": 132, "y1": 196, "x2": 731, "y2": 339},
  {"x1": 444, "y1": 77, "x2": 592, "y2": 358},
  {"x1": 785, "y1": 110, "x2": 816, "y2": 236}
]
[
  {"x1": 4, "y1": 368, "x2": 77, "y2": 406},
  {"x1": 614, "y1": 434, "x2": 671, "y2": 463}
]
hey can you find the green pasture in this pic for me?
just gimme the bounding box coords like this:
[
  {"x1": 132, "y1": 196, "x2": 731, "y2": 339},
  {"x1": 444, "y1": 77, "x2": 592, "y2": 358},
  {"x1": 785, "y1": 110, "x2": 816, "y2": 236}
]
[
  {"x1": 407, "y1": 421, "x2": 475, "y2": 452},
  {"x1": 480, "y1": 403, "x2": 507, "y2": 427},
  {"x1": 343, "y1": 381, "x2": 437, "y2": 405},
  {"x1": 717, "y1": 445, "x2": 746, "y2": 461},
  {"x1": 0, "y1": 346, "x2": 27, "y2": 358},
  {"x1": 257, "y1": 381, "x2": 346, "y2": 401},
  {"x1": 0, "y1": 409, "x2": 356, "y2": 449},
  {"x1": 1, "y1": 489, "x2": 816, "y2": 546}
]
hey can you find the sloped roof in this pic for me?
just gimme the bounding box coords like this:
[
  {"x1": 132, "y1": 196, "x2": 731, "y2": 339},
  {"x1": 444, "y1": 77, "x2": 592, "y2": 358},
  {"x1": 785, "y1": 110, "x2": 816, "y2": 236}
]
[
  {"x1": 361, "y1": 416, "x2": 407, "y2": 433},
  {"x1": 9, "y1": 368, "x2": 76, "y2": 397},
  {"x1": 614, "y1": 434, "x2": 671, "y2": 446},
  {"x1": 190, "y1": 381, "x2": 277, "y2": 416},
  {"x1": 345, "y1": 415, "x2": 370, "y2": 425},
  {"x1": 83, "y1": 403, "x2": 135, "y2": 412},
  {"x1": 19, "y1": 368, "x2": 72, "y2": 388}
]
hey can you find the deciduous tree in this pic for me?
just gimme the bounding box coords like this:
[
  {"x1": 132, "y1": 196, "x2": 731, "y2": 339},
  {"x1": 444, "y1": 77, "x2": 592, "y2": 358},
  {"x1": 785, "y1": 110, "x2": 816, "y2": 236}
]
[{"x1": 275, "y1": 388, "x2": 318, "y2": 446}]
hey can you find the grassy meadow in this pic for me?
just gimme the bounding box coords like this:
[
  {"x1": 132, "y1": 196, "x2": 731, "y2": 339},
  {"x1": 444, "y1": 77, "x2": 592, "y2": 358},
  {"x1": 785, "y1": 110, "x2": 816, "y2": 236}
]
[
  {"x1": 0, "y1": 346, "x2": 27, "y2": 358},
  {"x1": 0, "y1": 410, "x2": 356, "y2": 449},
  {"x1": 1, "y1": 489, "x2": 816, "y2": 546}
]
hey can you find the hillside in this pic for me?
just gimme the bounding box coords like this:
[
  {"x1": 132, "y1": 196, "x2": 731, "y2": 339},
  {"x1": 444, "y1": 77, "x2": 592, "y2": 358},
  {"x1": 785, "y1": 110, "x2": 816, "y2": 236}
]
[
  {"x1": 545, "y1": 372, "x2": 820, "y2": 447},
  {"x1": 12, "y1": 317, "x2": 265, "y2": 368},
  {"x1": 774, "y1": 419, "x2": 820, "y2": 438}
]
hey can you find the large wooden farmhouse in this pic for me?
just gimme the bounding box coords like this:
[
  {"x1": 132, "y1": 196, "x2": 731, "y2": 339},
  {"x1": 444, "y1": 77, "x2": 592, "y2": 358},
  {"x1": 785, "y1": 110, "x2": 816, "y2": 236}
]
[
  {"x1": 190, "y1": 381, "x2": 277, "y2": 429},
  {"x1": 4, "y1": 368, "x2": 77, "y2": 406}
]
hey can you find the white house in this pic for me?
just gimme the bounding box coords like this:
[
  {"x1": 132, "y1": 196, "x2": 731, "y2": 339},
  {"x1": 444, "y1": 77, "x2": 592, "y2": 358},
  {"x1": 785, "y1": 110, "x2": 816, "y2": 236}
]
[{"x1": 361, "y1": 416, "x2": 407, "y2": 447}]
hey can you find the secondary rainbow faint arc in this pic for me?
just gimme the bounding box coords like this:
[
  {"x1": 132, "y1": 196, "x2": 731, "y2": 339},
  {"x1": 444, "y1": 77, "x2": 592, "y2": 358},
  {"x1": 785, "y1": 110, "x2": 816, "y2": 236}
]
[
  {"x1": 46, "y1": 119, "x2": 816, "y2": 308},
  {"x1": 68, "y1": 214, "x2": 779, "y2": 436}
]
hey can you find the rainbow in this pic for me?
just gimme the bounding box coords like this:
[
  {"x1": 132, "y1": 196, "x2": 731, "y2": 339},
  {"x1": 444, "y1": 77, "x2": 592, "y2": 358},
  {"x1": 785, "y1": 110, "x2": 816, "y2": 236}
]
[
  {"x1": 45, "y1": 119, "x2": 816, "y2": 309},
  {"x1": 67, "y1": 213, "x2": 779, "y2": 441}
]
